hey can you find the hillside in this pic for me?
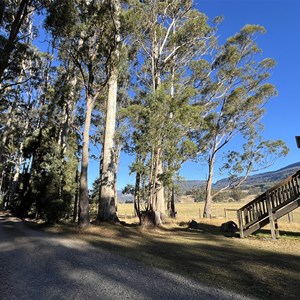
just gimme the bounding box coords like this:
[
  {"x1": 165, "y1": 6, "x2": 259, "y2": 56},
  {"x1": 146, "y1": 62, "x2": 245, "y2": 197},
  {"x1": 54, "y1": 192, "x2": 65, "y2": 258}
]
[
  {"x1": 117, "y1": 162, "x2": 300, "y2": 202},
  {"x1": 214, "y1": 161, "x2": 300, "y2": 189}
]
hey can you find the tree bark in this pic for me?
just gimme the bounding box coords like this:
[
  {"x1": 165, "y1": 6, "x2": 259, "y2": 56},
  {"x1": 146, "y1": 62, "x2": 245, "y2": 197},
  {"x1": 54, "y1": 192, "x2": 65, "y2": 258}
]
[
  {"x1": 98, "y1": 0, "x2": 120, "y2": 222},
  {"x1": 150, "y1": 20, "x2": 165, "y2": 218},
  {"x1": 73, "y1": 167, "x2": 79, "y2": 223},
  {"x1": 0, "y1": 105, "x2": 14, "y2": 193},
  {"x1": 0, "y1": 102, "x2": 16, "y2": 163},
  {"x1": 98, "y1": 70, "x2": 118, "y2": 222},
  {"x1": 7, "y1": 118, "x2": 29, "y2": 205},
  {"x1": 203, "y1": 153, "x2": 216, "y2": 218},
  {"x1": 78, "y1": 95, "x2": 93, "y2": 227},
  {"x1": 168, "y1": 39, "x2": 176, "y2": 218},
  {"x1": 134, "y1": 170, "x2": 141, "y2": 221},
  {"x1": 168, "y1": 181, "x2": 176, "y2": 218},
  {"x1": 113, "y1": 143, "x2": 121, "y2": 210},
  {"x1": 155, "y1": 155, "x2": 165, "y2": 214}
]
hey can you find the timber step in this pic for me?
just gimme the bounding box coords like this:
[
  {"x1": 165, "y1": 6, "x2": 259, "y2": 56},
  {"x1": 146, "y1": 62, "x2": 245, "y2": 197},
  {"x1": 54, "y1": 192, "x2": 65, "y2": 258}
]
[{"x1": 237, "y1": 170, "x2": 300, "y2": 239}]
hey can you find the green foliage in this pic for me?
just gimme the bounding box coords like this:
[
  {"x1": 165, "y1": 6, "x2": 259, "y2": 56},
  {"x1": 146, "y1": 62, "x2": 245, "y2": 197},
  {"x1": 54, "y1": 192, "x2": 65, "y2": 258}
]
[
  {"x1": 186, "y1": 187, "x2": 206, "y2": 202},
  {"x1": 189, "y1": 21, "x2": 288, "y2": 213},
  {"x1": 186, "y1": 186, "x2": 246, "y2": 203},
  {"x1": 221, "y1": 138, "x2": 289, "y2": 188},
  {"x1": 90, "y1": 177, "x2": 100, "y2": 205},
  {"x1": 122, "y1": 184, "x2": 135, "y2": 195},
  {"x1": 25, "y1": 129, "x2": 78, "y2": 223},
  {"x1": 45, "y1": 0, "x2": 78, "y2": 37},
  {"x1": 229, "y1": 188, "x2": 247, "y2": 201},
  {"x1": 123, "y1": 1, "x2": 214, "y2": 208}
]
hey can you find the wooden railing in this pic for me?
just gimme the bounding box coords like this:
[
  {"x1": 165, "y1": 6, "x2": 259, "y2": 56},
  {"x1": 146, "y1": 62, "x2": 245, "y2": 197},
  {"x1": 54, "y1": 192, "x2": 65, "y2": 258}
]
[{"x1": 237, "y1": 170, "x2": 300, "y2": 238}]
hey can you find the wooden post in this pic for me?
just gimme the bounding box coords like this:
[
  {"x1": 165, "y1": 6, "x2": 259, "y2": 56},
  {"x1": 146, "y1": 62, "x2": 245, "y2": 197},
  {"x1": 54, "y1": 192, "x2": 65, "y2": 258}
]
[
  {"x1": 287, "y1": 212, "x2": 293, "y2": 223},
  {"x1": 224, "y1": 208, "x2": 227, "y2": 219},
  {"x1": 266, "y1": 191, "x2": 277, "y2": 240},
  {"x1": 237, "y1": 209, "x2": 244, "y2": 238},
  {"x1": 275, "y1": 220, "x2": 280, "y2": 238}
]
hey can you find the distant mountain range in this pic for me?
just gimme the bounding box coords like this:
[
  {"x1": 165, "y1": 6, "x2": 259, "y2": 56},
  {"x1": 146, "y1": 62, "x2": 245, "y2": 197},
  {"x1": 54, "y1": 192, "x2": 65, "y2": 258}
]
[
  {"x1": 214, "y1": 161, "x2": 300, "y2": 189},
  {"x1": 180, "y1": 162, "x2": 300, "y2": 191},
  {"x1": 117, "y1": 191, "x2": 133, "y2": 203},
  {"x1": 117, "y1": 162, "x2": 300, "y2": 202}
]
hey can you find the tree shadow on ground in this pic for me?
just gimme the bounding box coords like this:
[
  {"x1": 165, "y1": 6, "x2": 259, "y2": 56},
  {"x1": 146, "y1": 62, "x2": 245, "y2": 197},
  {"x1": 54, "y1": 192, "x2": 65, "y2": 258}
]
[
  {"x1": 59, "y1": 218, "x2": 300, "y2": 299},
  {"x1": 84, "y1": 222, "x2": 300, "y2": 300},
  {"x1": 159, "y1": 221, "x2": 240, "y2": 238},
  {"x1": 2, "y1": 217, "x2": 233, "y2": 300},
  {"x1": 3, "y1": 213, "x2": 300, "y2": 300}
]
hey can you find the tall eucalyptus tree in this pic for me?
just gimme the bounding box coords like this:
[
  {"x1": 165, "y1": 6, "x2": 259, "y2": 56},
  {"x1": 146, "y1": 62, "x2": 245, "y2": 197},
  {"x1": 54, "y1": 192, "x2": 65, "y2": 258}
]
[
  {"x1": 125, "y1": 0, "x2": 212, "y2": 221},
  {"x1": 97, "y1": 0, "x2": 122, "y2": 222}
]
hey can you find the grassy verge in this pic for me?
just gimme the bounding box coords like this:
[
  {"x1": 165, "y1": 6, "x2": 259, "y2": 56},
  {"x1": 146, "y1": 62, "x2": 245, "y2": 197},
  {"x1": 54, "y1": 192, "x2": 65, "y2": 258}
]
[{"x1": 37, "y1": 216, "x2": 300, "y2": 300}]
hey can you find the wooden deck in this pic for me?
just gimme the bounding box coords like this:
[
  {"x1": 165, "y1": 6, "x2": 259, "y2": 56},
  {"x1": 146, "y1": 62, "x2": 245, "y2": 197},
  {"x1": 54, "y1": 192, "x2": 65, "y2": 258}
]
[{"x1": 237, "y1": 170, "x2": 300, "y2": 239}]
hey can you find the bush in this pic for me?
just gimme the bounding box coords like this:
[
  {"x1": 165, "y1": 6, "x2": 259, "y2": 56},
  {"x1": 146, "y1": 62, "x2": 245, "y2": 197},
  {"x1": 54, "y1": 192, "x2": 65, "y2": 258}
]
[{"x1": 230, "y1": 189, "x2": 247, "y2": 201}]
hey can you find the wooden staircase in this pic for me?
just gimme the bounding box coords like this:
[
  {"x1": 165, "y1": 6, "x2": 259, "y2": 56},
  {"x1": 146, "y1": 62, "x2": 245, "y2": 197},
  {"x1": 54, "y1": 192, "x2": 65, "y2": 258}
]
[{"x1": 237, "y1": 170, "x2": 300, "y2": 239}]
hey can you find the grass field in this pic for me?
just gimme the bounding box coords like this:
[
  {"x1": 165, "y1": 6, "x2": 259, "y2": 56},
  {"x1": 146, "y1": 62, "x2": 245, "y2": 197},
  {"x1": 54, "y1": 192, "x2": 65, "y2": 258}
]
[{"x1": 117, "y1": 201, "x2": 300, "y2": 232}]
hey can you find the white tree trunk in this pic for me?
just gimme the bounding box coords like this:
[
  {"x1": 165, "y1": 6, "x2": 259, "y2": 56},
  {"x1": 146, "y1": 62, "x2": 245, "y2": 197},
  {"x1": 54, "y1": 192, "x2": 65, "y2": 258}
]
[
  {"x1": 98, "y1": 0, "x2": 120, "y2": 222},
  {"x1": 78, "y1": 95, "x2": 93, "y2": 227},
  {"x1": 150, "y1": 27, "x2": 166, "y2": 217},
  {"x1": 98, "y1": 71, "x2": 118, "y2": 221},
  {"x1": 155, "y1": 156, "x2": 165, "y2": 214},
  {"x1": 8, "y1": 117, "x2": 29, "y2": 205},
  {"x1": 0, "y1": 106, "x2": 13, "y2": 163},
  {"x1": 203, "y1": 153, "x2": 216, "y2": 218}
]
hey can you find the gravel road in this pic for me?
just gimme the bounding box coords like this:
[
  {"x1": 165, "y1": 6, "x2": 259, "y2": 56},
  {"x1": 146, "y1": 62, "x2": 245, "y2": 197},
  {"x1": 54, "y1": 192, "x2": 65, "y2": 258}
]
[{"x1": 0, "y1": 212, "x2": 252, "y2": 300}]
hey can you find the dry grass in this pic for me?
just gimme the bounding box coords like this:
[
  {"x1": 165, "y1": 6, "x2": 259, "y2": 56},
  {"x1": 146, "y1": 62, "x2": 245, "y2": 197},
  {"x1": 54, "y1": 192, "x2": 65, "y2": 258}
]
[
  {"x1": 39, "y1": 203, "x2": 300, "y2": 300},
  {"x1": 117, "y1": 202, "x2": 300, "y2": 232}
]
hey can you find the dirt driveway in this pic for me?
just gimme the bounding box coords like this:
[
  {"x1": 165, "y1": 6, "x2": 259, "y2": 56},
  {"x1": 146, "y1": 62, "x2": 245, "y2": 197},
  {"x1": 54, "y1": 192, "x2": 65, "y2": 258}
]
[{"x1": 0, "y1": 212, "x2": 251, "y2": 300}]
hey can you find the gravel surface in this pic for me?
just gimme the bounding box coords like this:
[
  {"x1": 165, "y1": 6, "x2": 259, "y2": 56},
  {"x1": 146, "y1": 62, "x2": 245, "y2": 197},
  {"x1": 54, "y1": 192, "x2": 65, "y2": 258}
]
[{"x1": 0, "y1": 212, "x2": 252, "y2": 300}]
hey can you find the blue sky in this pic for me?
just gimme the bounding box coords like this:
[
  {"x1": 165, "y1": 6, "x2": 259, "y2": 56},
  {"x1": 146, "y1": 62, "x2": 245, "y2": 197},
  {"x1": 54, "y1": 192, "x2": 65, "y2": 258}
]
[{"x1": 89, "y1": 0, "x2": 300, "y2": 189}]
